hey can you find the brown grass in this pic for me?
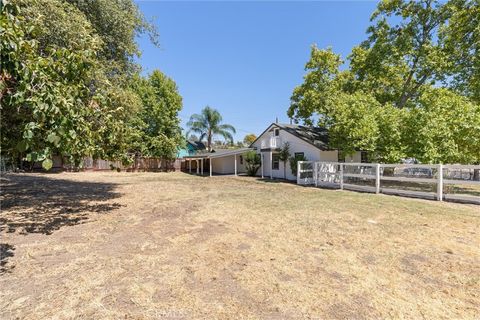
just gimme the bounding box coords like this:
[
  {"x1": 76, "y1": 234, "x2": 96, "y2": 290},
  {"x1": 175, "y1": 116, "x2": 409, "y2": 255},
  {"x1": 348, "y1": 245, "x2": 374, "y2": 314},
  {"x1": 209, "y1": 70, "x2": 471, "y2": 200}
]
[{"x1": 1, "y1": 172, "x2": 479, "y2": 319}]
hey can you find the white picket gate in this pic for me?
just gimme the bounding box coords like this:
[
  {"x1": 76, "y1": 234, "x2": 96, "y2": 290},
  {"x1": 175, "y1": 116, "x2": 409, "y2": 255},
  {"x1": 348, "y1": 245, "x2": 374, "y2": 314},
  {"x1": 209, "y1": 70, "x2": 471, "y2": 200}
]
[{"x1": 297, "y1": 161, "x2": 480, "y2": 204}]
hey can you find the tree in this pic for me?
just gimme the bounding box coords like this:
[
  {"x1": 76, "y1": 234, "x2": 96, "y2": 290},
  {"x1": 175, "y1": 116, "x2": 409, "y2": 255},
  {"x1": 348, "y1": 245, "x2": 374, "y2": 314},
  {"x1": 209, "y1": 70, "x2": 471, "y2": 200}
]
[
  {"x1": 287, "y1": 0, "x2": 480, "y2": 165},
  {"x1": 187, "y1": 106, "x2": 236, "y2": 151},
  {"x1": 131, "y1": 71, "x2": 183, "y2": 159},
  {"x1": 288, "y1": 46, "x2": 346, "y2": 126},
  {"x1": 1, "y1": 0, "x2": 184, "y2": 169},
  {"x1": 278, "y1": 142, "x2": 291, "y2": 179},
  {"x1": 244, "y1": 151, "x2": 261, "y2": 176},
  {"x1": 440, "y1": 0, "x2": 480, "y2": 103},
  {"x1": 1, "y1": 1, "x2": 104, "y2": 169},
  {"x1": 403, "y1": 88, "x2": 480, "y2": 164},
  {"x1": 348, "y1": 0, "x2": 454, "y2": 108},
  {"x1": 243, "y1": 134, "x2": 257, "y2": 146}
]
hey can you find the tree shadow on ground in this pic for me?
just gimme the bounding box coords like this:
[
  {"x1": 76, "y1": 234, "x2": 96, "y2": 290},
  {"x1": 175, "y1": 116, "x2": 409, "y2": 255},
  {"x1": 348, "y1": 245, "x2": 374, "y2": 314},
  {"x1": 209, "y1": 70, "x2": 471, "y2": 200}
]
[
  {"x1": 0, "y1": 243, "x2": 15, "y2": 274},
  {"x1": 0, "y1": 174, "x2": 123, "y2": 235},
  {"x1": 0, "y1": 174, "x2": 123, "y2": 274}
]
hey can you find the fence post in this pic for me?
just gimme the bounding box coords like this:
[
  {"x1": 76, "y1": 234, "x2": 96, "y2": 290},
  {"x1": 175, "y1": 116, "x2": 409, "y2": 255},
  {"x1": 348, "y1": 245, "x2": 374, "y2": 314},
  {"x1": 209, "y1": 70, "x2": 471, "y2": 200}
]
[
  {"x1": 375, "y1": 163, "x2": 381, "y2": 194},
  {"x1": 437, "y1": 164, "x2": 443, "y2": 201},
  {"x1": 297, "y1": 161, "x2": 302, "y2": 184},
  {"x1": 314, "y1": 162, "x2": 318, "y2": 187},
  {"x1": 339, "y1": 163, "x2": 344, "y2": 190}
]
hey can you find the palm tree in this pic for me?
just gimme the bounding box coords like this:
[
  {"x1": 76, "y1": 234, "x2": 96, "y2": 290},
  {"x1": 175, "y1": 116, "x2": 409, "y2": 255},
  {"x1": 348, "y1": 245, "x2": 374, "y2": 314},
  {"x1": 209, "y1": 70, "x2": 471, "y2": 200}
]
[{"x1": 187, "y1": 106, "x2": 236, "y2": 151}]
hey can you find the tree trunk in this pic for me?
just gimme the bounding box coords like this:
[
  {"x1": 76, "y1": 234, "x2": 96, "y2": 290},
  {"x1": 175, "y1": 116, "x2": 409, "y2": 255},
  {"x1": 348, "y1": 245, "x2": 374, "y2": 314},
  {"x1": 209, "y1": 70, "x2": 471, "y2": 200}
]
[
  {"x1": 207, "y1": 130, "x2": 212, "y2": 152},
  {"x1": 474, "y1": 169, "x2": 479, "y2": 181}
]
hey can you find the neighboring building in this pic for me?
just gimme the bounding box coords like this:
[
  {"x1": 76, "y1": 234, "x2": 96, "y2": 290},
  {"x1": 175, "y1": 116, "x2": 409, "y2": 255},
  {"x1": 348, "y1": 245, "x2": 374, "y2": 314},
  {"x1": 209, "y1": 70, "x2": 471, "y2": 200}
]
[
  {"x1": 183, "y1": 122, "x2": 366, "y2": 179},
  {"x1": 177, "y1": 140, "x2": 207, "y2": 158}
]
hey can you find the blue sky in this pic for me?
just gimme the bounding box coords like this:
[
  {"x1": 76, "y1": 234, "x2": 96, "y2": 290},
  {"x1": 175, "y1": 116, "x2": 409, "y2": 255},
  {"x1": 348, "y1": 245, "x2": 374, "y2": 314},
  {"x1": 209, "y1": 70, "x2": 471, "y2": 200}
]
[{"x1": 136, "y1": 1, "x2": 378, "y2": 141}]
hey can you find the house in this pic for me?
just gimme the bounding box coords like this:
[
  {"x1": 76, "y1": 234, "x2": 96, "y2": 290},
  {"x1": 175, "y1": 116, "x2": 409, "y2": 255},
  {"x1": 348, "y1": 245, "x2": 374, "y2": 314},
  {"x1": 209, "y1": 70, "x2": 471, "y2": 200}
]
[
  {"x1": 251, "y1": 123, "x2": 366, "y2": 180},
  {"x1": 177, "y1": 140, "x2": 207, "y2": 158},
  {"x1": 183, "y1": 122, "x2": 366, "y2": 179}
]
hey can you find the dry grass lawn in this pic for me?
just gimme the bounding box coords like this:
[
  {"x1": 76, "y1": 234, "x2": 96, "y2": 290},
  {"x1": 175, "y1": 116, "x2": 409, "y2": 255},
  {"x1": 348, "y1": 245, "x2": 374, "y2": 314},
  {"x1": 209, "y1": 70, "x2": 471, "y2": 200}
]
[{"x1": 1, "y1": 172, "x2": 479, "y2": 319}]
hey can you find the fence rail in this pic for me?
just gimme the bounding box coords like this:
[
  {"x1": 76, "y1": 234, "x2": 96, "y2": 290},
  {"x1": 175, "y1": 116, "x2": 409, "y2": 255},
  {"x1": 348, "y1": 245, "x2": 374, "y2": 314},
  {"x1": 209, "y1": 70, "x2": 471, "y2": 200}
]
[{"x1": 297, "y1": 161, "x2": 480, "y2": 204}]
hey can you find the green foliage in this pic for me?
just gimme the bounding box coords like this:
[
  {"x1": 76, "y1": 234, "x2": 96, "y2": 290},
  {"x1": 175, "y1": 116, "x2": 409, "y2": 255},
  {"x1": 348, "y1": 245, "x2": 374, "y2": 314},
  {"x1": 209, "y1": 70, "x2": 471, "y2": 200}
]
[
  {"x1": 1, "y1": 1, "x2": 182, "y2": 169},
  {"x1": 288, "y1": 0, "x2": 480, "y2": 164},
  {"x1": 187, "y1": 106, "x2": 236, "y2": 151},
  {"x1": 289, "y1": 153, "x2": 307, "y2": 176},
  {"x1": 325, "y1": 93, "x2": 380, "y2": 157},
  {"x1": 440, "y1": 0, "x2": 480, "y2": 103},
  {"x1": 131, "y1": 71, "x2": 184, "y2": 159},
  {"x1": 244, "y1": 151, "x2": 261, "y2": 176},
  {"x1": 278, "y1": 142, "x2": 291, "y2": 179},
  {"x1": 404, "y1": 88, "x2": 480, "y2": 164},
  {"x1": 1, "y1": 1, "x2": 103, "y2": 167}
]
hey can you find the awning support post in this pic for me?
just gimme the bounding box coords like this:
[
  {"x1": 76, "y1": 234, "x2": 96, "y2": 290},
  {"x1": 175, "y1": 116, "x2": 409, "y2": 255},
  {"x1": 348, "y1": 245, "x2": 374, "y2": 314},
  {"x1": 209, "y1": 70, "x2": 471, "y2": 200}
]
[
  {"x1": 234, "y1": 154, "x2": 237, "y2": 176},
  {"x1": 261, "y1": 153, "x2": 264, "y2": 179}
]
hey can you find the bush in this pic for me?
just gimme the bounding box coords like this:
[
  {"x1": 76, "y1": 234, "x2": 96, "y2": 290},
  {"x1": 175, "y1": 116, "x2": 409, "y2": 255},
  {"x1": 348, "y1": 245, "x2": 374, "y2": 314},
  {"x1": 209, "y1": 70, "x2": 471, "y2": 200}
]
[
  {"x1": 245, "y1": 151, "x2": 261, "y2": 176},
  {"x1": 289, "y1": 154, "x2": 308, "y2": 176}
]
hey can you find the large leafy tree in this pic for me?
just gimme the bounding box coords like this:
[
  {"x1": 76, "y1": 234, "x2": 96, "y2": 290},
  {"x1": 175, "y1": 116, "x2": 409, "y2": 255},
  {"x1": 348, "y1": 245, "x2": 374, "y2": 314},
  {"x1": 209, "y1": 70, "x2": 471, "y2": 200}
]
[
  {"x1": 1, "y1": 1, "x2": 105, "y2": 169},
  {"x1": 1, "y1": 0, "x2": 183, "y2": 169},
  {"x1": 131, "y1": 70, "x2": 184, "y2": 159},
  {"x1": 351, "y1": 0, "x2": 450, "y2": 108},
  {"x1": 187, "y1": 106, "x2": 236, "y2": 151},
  {"x1": 288, "y1": 0, "x2": 480, "y2": 164}
]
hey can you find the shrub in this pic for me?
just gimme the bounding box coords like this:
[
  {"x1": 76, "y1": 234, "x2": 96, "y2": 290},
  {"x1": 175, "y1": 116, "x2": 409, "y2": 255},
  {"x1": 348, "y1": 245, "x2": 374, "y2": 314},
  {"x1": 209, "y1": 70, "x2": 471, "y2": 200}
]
[
  {"x1": 289, "y1": 154, "x2": 308, "y2": 176},
  {"x1": 245, "y1": 151, "x2": 261, "y2": 176}
]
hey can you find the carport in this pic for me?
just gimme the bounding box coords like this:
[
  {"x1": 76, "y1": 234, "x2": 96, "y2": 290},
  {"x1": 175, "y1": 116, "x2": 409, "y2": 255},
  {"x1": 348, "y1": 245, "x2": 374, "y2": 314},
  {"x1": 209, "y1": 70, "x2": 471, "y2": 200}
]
[{"x1": 184, "y1": 148, "x2": 253, "y2": 177}]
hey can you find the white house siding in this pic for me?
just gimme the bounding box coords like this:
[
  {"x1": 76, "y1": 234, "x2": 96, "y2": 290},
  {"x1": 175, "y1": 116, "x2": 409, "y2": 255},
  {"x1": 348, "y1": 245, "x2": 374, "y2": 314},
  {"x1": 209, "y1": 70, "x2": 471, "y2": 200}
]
[
  {"x1": 253, "y1": 125, "x2": 324, "y2": 181},
  {"x1": 211, "y1": 155, "x2": 246, "y2": 174},
  {"x1": 252, "y1": 124, "x2": 366, "y2": 180}
]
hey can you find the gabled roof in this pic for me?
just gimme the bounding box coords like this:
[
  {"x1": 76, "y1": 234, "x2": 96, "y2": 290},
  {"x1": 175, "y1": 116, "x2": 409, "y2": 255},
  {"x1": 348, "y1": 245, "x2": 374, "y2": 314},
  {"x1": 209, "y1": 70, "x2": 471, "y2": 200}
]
[
  {"x1": 277, "y1": 123, "x2": 330, "y2": 150},
  {"x1": 187, "y1": 140, "x2": 206, "y2": 150},
  {"x1": 250, "y1": 123, "x2": 330, "y2": 151}
]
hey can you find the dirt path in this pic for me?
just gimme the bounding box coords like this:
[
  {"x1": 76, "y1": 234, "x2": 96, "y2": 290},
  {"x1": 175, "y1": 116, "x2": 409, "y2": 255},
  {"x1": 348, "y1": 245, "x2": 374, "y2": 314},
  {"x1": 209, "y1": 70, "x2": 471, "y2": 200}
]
[{"x1": 1, "y1": 172, "x2": 479, "y2": 319}]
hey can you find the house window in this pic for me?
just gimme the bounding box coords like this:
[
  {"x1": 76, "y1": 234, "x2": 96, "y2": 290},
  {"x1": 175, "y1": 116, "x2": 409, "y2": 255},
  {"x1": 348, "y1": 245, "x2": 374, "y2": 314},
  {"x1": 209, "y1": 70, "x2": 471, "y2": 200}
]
[
  {"x1": 294, "y1": 152, "x2": 304, "y2": 160},
  {"x1": 361, "y1": 151, "x2": 368, "y2": 163},
  {"x1": 239, "y1": 155, "x2": 243, "y2": 164},
  {"x1": 338, "y1": 151, "x2": 345, "y2": 163},
  {"x1": 272, "y1": 154, "x2": 280, "y2": 170},
  {"x1": 274, "y1": 128, "x2": 280, "y2": 136}
]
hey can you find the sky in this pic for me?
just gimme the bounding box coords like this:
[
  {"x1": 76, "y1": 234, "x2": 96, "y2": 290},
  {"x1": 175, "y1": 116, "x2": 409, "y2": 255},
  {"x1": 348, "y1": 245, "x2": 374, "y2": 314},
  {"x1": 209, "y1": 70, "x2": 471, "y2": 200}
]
[{"x1": 135, "y1": 1, "x2": 379, "y2": 141}]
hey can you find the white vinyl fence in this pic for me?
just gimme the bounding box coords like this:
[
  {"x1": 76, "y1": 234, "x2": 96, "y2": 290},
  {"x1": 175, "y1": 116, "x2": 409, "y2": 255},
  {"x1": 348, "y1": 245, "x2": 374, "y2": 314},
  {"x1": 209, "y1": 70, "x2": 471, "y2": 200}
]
[{"x1": 297, "y1": 161, "x2": 480, "y2": 204}]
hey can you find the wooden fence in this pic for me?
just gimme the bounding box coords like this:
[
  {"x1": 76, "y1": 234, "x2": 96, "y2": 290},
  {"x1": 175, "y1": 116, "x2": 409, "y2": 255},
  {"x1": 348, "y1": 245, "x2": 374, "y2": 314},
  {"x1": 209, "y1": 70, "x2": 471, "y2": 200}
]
[
  {"x1": 75, "y1": 157, "x2": 181, "y2": 172},
  {"x1": 297, "y1": 161, "x2": 480, "y2": 204},
  {"x1": 0, "y1": 156, "x2": 182, "y2": 172}
]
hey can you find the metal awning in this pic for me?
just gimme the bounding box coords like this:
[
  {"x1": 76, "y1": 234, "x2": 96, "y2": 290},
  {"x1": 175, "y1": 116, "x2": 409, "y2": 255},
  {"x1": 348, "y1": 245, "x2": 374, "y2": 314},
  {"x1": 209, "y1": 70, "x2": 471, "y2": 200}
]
[
  {"x1": 208, "y1": 148, "x2": 253, "y2": 159},
  {"x1": 183, "y1": 147, "x2": 254, "y2": 176},
  {"x1": 183, "y1": 147, "x2": 253, "y2": 160}
]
